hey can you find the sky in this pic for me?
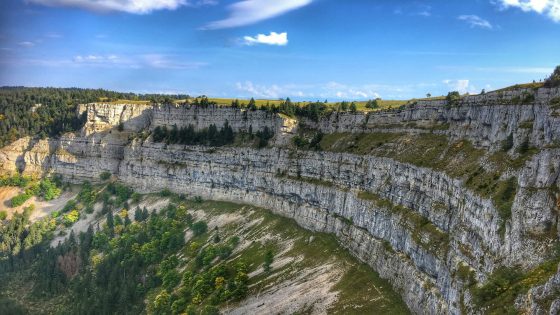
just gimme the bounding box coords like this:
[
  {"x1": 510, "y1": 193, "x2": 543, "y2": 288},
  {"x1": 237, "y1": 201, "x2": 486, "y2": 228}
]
[{"x1": 0, "y1": 0, "x2": 559, "y2": 101}]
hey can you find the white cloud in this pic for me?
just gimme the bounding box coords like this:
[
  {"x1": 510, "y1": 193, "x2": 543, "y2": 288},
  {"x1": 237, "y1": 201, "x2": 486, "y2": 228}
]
[
  {"x1": 243, "y1": 32, "x2": 288, "y2": 46},
  {"x1": 235, "y1": 81, "x2": 387, "y2": 100},
  {"x1": 72, "y1": 54, "x2": 206, "y2": 69},
  {"x1": 235, "y1": 81, "x2": 284, "y2": 98},
  {"x1": 203, "y1": 0, "x2": 312, "y2": 29},
  {"x1": 26, "y1": 0, "x2": 216, "y2": 14},
  {"x1": 496, "y1": 0, "x2": 560, "y2": 22},
  {"x1": 443, "y1": 79, "x2": 476, "y2": 94},
  {"x1": 458, "y1": 15, "x2": 493, "y2": 29}
]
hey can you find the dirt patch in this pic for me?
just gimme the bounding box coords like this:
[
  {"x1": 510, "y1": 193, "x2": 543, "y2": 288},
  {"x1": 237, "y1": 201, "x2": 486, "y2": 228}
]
[
  {"x1": 224, "y1": 263, "x2": 342, "y2": 315},
  {"x1": 0, "y1": 186, "x2": 77, "y2": 221}
]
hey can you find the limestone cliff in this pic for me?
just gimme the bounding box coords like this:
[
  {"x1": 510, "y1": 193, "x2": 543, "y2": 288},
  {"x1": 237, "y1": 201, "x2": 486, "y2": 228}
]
[{"x1": 2, "y1": 88, "x2": 560, "y2": 314}]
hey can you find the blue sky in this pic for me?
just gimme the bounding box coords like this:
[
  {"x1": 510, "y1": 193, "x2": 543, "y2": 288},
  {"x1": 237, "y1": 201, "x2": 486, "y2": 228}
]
[{"x1": 0, "y1": 0, "x2": 559, "y2": 100}]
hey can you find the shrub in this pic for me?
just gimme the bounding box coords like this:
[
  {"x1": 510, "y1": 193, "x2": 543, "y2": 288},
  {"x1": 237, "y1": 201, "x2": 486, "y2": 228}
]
[
  {"x1": 446, "y1": 91, "x2": 461, "y2": 107},
  {"x1": 292, "y1": 136, "x2": 308, "y2": 148},
  {"x1": 0, "y1": 211, "x2": 7, "y2": 220},
  {"x1": 263, "y1": 249, "x2": 274, "y2": 272},
  {"x1": 501, "y1": 133, "x2": 514, "y2": 152},
  {"x1": 11, "y1": 193, "x2": 31, "y2": 207},
  {"x1": 40, "y1": 178, "x2": 61, "y2": 201},
  {"x1": 62, "y1": 210, "x2": 80, "y2": 226},
  {"x1": 100, "y1": 171, "x2": 111, "y2": 181},
  {"x1": 192, "y1": 221, "x2": 208, "y2": 236},
  {"x1": 365, "y1": 99, "x2": 379, "y2": 109},
  {"x1": 517, "y1": 138, "x2": 530, "y2": 154},
  {"x1": 544, "y1": 65, "x2": 560, "y2": 88}
]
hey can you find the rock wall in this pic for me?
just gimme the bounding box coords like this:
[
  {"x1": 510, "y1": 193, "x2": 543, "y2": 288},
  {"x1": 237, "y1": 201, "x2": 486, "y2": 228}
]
[
  {"x1": 304, "y1": 87, "x2": 560, "y2": 151},
  {"x1": 2, "y1": 88, "x2": 560, "y2": 314}
]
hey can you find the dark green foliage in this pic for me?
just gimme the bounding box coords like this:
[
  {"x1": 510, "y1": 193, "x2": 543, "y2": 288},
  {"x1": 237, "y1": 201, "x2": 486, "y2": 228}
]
[
  {"x1": 0, "y1": 87, "x2": 191, "y2": 147},
  {"x1": 39, "y1": 178, "x2": 61, "y2": 201},
  {"x1": 517, "y1": 138, "x2": 530, "y2": 154},
  {"x1": 501, "y1": 133, "x2": 514, "y2": 152},
  {"x1": 263, "y1": 249, "x2": 274, "y2": 273},
  {"x1": 365, "y1": 99, "x2": 379, "y2": 109},
  {"x1": 292, "y1": 136, "x2": 307, "y2": 148},
  {"x1": 192, "y1": 221, "x2": 208, "y2": 237},
  {"x1": 255, "y1": 126, "x2": 274, "y2": 148},
  {"x1": 66, "y1": 204, "x2": 183, "y2": 314},
  {"x1": 472, "y1": 267, "x2": 523, "y2": 307},
  {"x1": 0, "y1": 205, "x2": 55, "y2": 262},
  {"x1": 292, "y1": 133, "x2": 323, "y2": 151},
  {"x1": 0, "y1": 297, "x2": 27, "y2": 314},
  {"x1": 544, "y1": 65, "x2": 560, "y2": 88},
  {"x1": 248, "y1": 98, "x2": 257, "y2": 111},
  {"x1": 350, "y1": 102, "x2": 358, "y2": 112},
  {"x1": 494, "y1": 177, "x2": 517, "y2": 236},
  {"x1": 446, "y1": 91, "x2": 461, "y2": 107},
  {"x1": 152, "y1": 122, "x2": 235, "y2": 147},
  {"x1": 0, "y1": 174, "x2": 31, "y2": 187},
  {"x1": 99, "y1": 171, "x2": 111, "y2": 181},
  {"x1": 10, "y1": 192, "x2": 32, "y2": 207},
  {"x1": 106, "y1": 182, "x2": 133, "y2": 205}
]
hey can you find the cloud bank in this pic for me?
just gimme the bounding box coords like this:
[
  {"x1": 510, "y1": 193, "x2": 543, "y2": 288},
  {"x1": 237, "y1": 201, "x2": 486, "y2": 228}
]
[
  {"x1": 497, "y1": 0, "x2": 560, "y2": 22},
  {"x1": 203, "y1": 0, "x2": 312, "y2": 29},
  {"x1": 26, "y1": 0, "x2": 216, "y2": 14},
  {"x1": 243, "y1": 32, "x2": 287, "y2": 46}
]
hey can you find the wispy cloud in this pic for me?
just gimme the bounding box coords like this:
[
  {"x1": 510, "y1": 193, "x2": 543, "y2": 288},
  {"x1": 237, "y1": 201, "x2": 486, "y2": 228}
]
[
  {"x1": 5, "y1": 53, "x2": 206, "y2": 69},
  {"x1": 394, "y1": 4, "x2": 432, "y2": 17},
  {"x1": 437, "y1": 65, "x2": 553, "y2": 74},
  {"x1": 203, "y1": 0, "x2": 312, "y2": 30},
  {"x1": 45, "y1": 32, "x2": 62, "y2": 38},
  {"x1": 496, "y1": 0, "x2": 560, "y2": 22},
  {"x1": 458, "y1": 15, "x2": 493, "y2": 29},
  {"x1": 18, "y1": 41, "x2": 35, "y2": 47},
  {"x1": 243, "y1": 32, "x2": 288, "y2": 46},
  {"x1": 26, "y1": 0, "x2": 216, "y2": 14}
]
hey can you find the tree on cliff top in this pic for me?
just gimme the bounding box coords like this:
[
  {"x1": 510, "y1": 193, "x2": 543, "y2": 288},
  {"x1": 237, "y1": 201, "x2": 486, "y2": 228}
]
[
  {"x1": 446, "y1": 91, "x2": 461, "y2": 107},
  {"x1": 544, "y1": 66, "x2": 560, "y2": 88}
]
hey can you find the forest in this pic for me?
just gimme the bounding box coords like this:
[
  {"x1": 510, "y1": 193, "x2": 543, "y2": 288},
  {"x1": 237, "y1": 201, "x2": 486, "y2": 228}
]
[
  {"x1": 0, "y1": 87, "x2": 188, "y2": 147},
  {"x1": 0, "y1": 174, "x2": 254, "y2": 315}
]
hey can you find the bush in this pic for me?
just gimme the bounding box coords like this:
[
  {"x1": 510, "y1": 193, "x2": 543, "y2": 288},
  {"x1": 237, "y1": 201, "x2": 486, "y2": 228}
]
[
  {"x1": 517, "y1": 138, "x2": 530, "y2": 154},
  {"x1": 255, "y1": 126, "x2": 274, "y2": 148},
  {"x1": 0, "y1": 211, "x2": 7, "y2": 220},
  {"x1": 501, "y1": 133, "x2": 514, "y2": 152},
  {"x1": 544, "y1": 65, "x2": 560, "y2": 88},
  {"x1": 40, "y1": 178, "x2": 61, "y2": 201},
  {"x1": 100, "y1": 172, "x2": 111, "y2": 181},
  {"x1": 365, "y1": 99, "x2": 379, "y2": 109},
  {"x1": 446, "y1": 91, "x2": 461, "y2": 107},
  {"x1": 62, "y1": 210, "x2": 80, "y2": 226},
  {"x1": 292, "y1": 136, "x2": 308, "y2": 148},
  {"x1": 192, "y1": 221, "x2": 208, "y2": 236},
  {"x1": 11, "y1": 193, "x2": 31, "y2": 207}
]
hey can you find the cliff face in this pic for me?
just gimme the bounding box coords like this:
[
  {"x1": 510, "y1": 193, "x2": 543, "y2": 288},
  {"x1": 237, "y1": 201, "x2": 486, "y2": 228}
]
[
  {"x1": 2, "y1": 88, "x2": 560, "y2": 314},
  {"x1": 305, "y1": 87, "x2": 560, "y2": 151}
]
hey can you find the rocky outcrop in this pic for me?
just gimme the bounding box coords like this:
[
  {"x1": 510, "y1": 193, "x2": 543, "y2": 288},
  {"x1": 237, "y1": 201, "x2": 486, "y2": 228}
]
[
  {"x1": 2, "y1": 87, "x2": 560, "y2": 314},
  {"x1": 304, "y1": 87, "x2": 560, "y2": 151}
]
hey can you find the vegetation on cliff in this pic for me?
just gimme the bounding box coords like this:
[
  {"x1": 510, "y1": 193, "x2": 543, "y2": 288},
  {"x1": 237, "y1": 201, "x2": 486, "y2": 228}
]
[{"x1": 0, "y1": 180, "x2": 409, "y2": 314}]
